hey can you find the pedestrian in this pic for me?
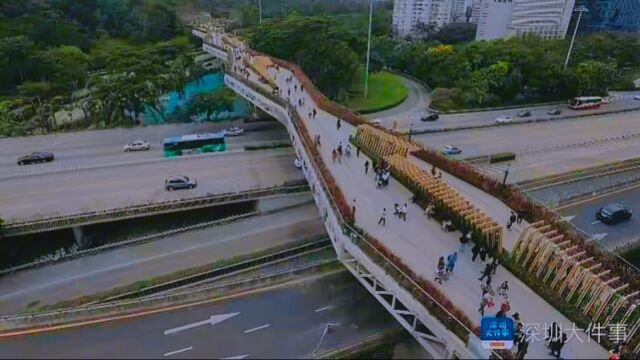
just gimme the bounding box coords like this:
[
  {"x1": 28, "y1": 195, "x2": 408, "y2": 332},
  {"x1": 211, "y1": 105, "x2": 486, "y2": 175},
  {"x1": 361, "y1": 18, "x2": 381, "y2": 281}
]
[
  {"x1": 435, "y1": 256, "x2": 446, "y2": 284},
  {"x1": 471, "y1": 242, "x2": 480, "y2": 262},
  {"x1": 513, "y1": 322, "x2": 525, "y2": 347},
  {"x1": 313, "y1": 108, "x2": 317, "y2": 118},
  {"x1": 431, "y1": 165, "x2": 437, "y2": 177},
  {"x1": 301, "y1": 84, "x2": 304, "y2": 92},
  {"x1": 479, "y1": 245, "x2": 488, "y2": 262},
  {"x1": 498, "y1": 300, "x2": 511, "y2": 317},
  {"x1": 425, "y1": 203, "x2": 434, "y2": 220},
  {"x1": 478, "y1": 290, "x2": 491, "y2": 316},
  {"x1": 498, "y1": 280, "x2": 509, "y2": 298},
  {"x1": 516, "y1": 333, "x2": 530, "y2": 360},
  {"x1": 490, "y1": 256, "x2": 499, "y2": 275},
  {"x1": 446, "y1": 252, "x2": 458, "y2": 273},
  {"x1": 337, "y1": 142, "x2": 343, "y2": 156},
  {"x1": 479, "y1": 263, "x2": 492, "y2": 281},
  {"x1": 437, "y1": 171, "x2": 443, "y2": 179},
  {"x1": 550, "y1": 333, "x2": 567, "y2": 359},
  {"x1": 507, "y1": 211, "x2": 517, "y2": 231},
  {"x1": 378, "y1": 208, "x2": 387, "y2": 226},
  {"x1": 356, "y1": 146, "x2": 360, "y2": 157},
  {"x1": 364, "y1": 160, "x2": 370, "y2": 174},
  {"x1": 458, "y1": 231, "x2": 471, "y2": 254},
  {"x1": 336, "y1": 117, "x2": 341, "y2": 131},
  {"x1": 287, "y1": 89, "x2": 291, "y2": 97},
  {"x1": 352, "y1": 198, "x2": 357, "y2": 221},
  {"x1": 401, "y1": 203, "x2": 408, "y2": 221},
  {"x1": 516, "y1": 210, "x2": 524, "y2": 224},
  {"x1": 393, "y1": 203, "x2": 401, "y2": 218},
  {"x1": 345, "y1": 144, "x2": 352, "y2": 158},
  {"x1": 545, "y1": 322, "x2": 560, "y2": 349},
  {"x1": 332, "y1": 149, "x2": 337, "y2": 163}
]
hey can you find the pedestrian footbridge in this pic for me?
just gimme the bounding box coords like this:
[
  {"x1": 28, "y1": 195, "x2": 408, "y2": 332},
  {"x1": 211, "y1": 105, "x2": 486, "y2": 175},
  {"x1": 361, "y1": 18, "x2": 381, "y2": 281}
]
[{"x1": 193, "y1": 23, "x2": 631, "y2": 359}]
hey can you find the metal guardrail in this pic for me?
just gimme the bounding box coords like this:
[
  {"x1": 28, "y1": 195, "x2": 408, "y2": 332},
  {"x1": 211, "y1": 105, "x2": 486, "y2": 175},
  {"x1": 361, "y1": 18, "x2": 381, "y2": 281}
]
[
  {"x1": 91, "y1": 237, "x2": 332, "y2": 304},
  {"x1": 554, "y1": 175, "x2": 640, "y2": 209},
  {"x1": 2, "y1": 184, "x2": 309, "y2": 237},
  {"x1": 0, "y1": 212, "x2": 257, "y2": 276}
]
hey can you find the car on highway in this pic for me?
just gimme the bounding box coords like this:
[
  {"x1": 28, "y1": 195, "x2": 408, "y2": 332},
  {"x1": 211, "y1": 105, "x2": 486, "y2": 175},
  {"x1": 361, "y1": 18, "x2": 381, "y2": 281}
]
[
  {"x1": 517, "y1": 110, "x2": 531, "y2": 118},
  {"x1": 420, "y1": 112, "x2": 439, "y2": 122},
  {"x1": 165, "y1": 175, "x2": 197, "y2": 191},
  {"x1": 495, "y1": 115, "x2": 513, "y2": 124},
  {"x1": 225, "y1": 126, "x2": 245, "y2": 136},
  {"x1": 17, "y1": 152, "x2": 55, "y2": 165},
  {"x1": 123, "y1": 140, "x2": 150, "y2": 152},
  {"x1": 547, "y1": 108, "x2": 562, "y2": 116},
  {"x1": 634, "y1": 94, "x2": 640, "y2": 101},
  {"x1": 596, "y1": 203, "x2": 632, "y2": 225},
  {"x1": 442, "y1": 145, "x2": 462, "y2": 155}
]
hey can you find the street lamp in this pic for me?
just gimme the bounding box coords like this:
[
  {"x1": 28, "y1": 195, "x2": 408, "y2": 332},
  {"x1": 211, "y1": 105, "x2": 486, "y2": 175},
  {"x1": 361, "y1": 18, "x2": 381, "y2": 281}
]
[
  {"x1": 502, "y1": 164, "x2": 511, "y2": 186},
  {"x1": 258, "y1": 0, "x2": 263, "y2": 24},
  {"x1": 408, "y1": 123, "x2": 414, "y2": 141},
  {"x1": 364, "y1": 0, "x2": 374, "y2": 99},
  {"x1": 564, "y1": 5, "x2": 589, "y2": 71}
]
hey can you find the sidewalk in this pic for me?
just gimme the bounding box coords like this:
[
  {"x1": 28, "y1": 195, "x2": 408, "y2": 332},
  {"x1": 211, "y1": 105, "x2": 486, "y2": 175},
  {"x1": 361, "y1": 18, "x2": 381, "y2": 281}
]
[{"x1": 255, "y1": 58, "x2": 608, "y2": 359}]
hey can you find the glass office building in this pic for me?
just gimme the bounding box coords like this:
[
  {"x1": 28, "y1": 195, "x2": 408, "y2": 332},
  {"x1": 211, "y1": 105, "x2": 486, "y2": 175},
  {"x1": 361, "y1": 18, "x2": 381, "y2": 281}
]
[{"x1": 577, "y1": 0, "x2": 640, "y2": 32}]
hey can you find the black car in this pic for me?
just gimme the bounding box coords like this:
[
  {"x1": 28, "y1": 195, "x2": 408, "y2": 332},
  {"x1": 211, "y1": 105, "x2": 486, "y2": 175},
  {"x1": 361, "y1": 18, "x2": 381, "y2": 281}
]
[
  {"x1": 517, "y1": 110, "x2": 531, "y2": 118},
  {"x1": 547, "y1": 108, "x2": 562, "y2": 116},
  {"x1": 596, "y1": 203, "x2": 632, "y2": 225},
  {"x1": 17, "y1": 152, "x2": 55, "y2": 165},
  {"x1": 421, "y1": 112, "x2": 439, "y2": 122}
]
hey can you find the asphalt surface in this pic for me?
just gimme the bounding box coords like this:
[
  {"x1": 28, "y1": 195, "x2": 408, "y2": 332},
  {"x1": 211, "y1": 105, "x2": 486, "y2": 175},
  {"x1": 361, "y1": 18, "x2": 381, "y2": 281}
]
[
  {"x1": 412, "y1": 91, "x2": 640, "y2": 132},
  {"x1": 0, "y1": 271, "x2": 408, "y2": 359},
  {"x1": 0, "y1": 203, "x2": 325, "y2": 314},
  {"x1": 368, "y1": 74, "x2": 430, "y2": 131},
  {"x1": 0, "y1": 148, "x2": 303, "y2": 223},
  {"x1": 415, "y1": 110, "x2": 640, "y2": 182},
  {"x1": 558, "y1": 186, "x2": 640, "y2": 250}
]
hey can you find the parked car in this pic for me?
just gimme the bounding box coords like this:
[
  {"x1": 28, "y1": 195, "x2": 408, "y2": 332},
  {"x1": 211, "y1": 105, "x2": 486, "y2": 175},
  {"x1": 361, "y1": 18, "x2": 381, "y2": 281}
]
[
  {"x1": 596, "y1": 203, "x2": 632, "y2": 225},
  {"x1": 165, "y1": 175, "x2": 197, "y2": 191},
  {"x1": 420, "y1": 112, "x2": 439, "y2": 122},
  {"x1": 495, "y1": 115, "x2": 513, "y2": 124},
  {"x1": 517, "y1": 110, "x2": 532, "y2": 118},
  {"x1": 547, "y1": 108, "x2": 562, "y2": 116},
  {"x1": 123, "y1": 139, "x2": 150, "y2": 152},
  {"x1": 17, "y1": 152, "x2": 55, "y2": 165},
  {"x1": 442, "y1": 145, "x2": 462, "y2": 155},
  {"x1": 225, "y1": 127, "x2": 245, "y2": 136},
  {"x1": 633, "y1": 94, "x2": 640, "y2": 101}
]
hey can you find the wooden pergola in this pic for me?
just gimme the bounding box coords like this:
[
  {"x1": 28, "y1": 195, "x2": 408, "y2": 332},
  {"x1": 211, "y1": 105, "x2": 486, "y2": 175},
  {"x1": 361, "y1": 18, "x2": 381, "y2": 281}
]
[
  {"x1": 354, "y1": 125, "x2": 418, "y2": 160},
  {"x1": 385, "y1": 153, "x2": 503, "y2": 253},
  {"x1": 513, "y1": 221, "x2": 640, "y2": 344}
]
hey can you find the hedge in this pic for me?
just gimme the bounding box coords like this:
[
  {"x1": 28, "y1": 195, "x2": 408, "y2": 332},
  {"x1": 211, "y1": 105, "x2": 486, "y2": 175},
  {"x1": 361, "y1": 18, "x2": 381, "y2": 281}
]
[{"x1": 489, "y1": 152, "x2": 516, "y2": 163}]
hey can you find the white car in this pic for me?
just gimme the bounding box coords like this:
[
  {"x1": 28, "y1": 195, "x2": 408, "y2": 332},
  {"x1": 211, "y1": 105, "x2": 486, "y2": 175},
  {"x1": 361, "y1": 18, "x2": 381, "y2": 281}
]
[
  {"x1": 442, "y1": 145, "x2": 462, "y2": 155},
  {"x1": 225, "y1": 126, "x2": 245, "y2": 136},
  {"x1": 495, "y1": 115, "x2": 513, "y2": 124},
  {"x1": 633, "y1": 94, "x2": 640, "y2": 101},
  {"x1": 124, "y1": 140, "x2": 150, "y2": 152}
]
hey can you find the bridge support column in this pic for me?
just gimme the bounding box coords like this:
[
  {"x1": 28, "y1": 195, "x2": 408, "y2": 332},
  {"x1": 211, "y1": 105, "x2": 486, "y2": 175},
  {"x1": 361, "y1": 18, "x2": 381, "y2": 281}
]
[{"x1": 72, "y1": 226, "x2": 88, "y2": 250}]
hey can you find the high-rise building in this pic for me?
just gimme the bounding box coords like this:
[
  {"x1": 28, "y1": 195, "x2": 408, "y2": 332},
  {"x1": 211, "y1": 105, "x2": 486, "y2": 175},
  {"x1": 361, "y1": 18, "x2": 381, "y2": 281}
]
[
  {"x1": 392, "y1": 0, "x2": 453, "y2": 37},
  {"x1": 450, "y1": 0, "x2": 468, "y2": 22},
  {"x1": 578, "y1": 0, "x2": 640, "y2": 32},
  {"x1": 474, "y1": 0, "x2": 576, "y2": 40}
]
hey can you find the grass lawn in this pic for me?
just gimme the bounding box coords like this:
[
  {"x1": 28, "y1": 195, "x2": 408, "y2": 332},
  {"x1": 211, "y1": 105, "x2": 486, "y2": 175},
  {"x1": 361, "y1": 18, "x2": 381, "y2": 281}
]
[{"x1": 344, "y1": 69, "x2": 408, "y2": 113}]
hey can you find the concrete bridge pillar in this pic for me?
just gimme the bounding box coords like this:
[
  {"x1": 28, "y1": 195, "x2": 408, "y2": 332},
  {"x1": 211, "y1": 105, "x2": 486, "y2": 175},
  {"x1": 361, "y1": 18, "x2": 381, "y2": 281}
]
[{"x1": 72, "y1": 226, "x2": 88, "y2": 250}]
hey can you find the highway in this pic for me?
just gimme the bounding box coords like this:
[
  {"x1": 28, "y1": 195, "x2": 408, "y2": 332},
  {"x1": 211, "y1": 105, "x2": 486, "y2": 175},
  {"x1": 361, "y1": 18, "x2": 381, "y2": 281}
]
[
  {"x1": 0, "y1": 203, "x2": 325, "y2": 314},
  {"x1": 415, "y1": 111, "x2": 640, "y2": 182},
  {"x1": 558, "y1": 186, "x2": 640, "y2": 250},
  {"x1": 0, "y1": 271, "x2": 411, "y2": 359},
  {"x1": 368, "y1": 74, "x2": 430, "y2": 131},
  {"x1": 0, "y1": 149, "x2": 302, "y2": 223},
  {"x1": 412, "y1": 91, "x2": 640, "y2": 132}
]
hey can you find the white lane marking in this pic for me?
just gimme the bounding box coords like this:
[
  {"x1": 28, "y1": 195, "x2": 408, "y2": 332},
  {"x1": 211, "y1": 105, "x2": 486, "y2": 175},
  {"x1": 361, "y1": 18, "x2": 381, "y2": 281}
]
[
  {"x1": 561, "y1": 215, "x2": 576, "y2": 222},
  {"x1": 314, "y1": 306, "x2": 332, "y2": 313},
  {"x1": 220, "y1": 355, "x2": 249, "y2": 360},
  {"x1": 591, "y1": 220, "x2": 602, "y2": 225},
  {"x1": 243, "y1": 324, "x2": 270, "y2": 334},
  {"x1": 164, "y1": 313, "x2": 240, "y2": 335},
  {"x1": 164, "y1": 346, "x2": 193, "y2": 357},
  {"x1": 591, "y1": 233, "x2": 608, "y2": 242}
]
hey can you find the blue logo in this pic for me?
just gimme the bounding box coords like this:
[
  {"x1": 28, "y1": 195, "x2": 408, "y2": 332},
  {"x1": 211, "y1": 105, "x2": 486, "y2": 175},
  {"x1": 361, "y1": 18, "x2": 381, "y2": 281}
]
[{"x1": 480, "y1": 316, "x2": 514, "y2": 349}]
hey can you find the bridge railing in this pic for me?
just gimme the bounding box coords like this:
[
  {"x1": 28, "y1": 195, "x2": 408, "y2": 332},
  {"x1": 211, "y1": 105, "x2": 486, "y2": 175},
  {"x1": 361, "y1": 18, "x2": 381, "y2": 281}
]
[
  {"x1": 222, "y1": 69, "x2": 491, "y2": 355},
  {"x1": 2, "y1": 184, "x2": 309, "y2": 236}
]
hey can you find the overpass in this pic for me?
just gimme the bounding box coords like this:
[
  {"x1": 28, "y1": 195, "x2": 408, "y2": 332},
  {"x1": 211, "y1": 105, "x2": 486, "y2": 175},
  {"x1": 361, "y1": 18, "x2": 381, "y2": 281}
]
[{"x1": 191, "y1": 24, "x2": 638, "y2": 358}]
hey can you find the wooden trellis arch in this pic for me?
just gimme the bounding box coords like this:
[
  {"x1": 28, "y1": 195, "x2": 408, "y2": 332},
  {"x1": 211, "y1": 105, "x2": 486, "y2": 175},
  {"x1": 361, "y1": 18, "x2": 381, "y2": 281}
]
[{"x1": 354, "y1": 125, "x2": 418, "y2": 160}]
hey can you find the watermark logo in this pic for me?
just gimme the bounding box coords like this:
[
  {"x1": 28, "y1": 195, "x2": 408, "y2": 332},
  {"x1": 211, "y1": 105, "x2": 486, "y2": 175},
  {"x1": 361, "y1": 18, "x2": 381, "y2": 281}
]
[{"x1": 481, "y1": 316, "x2": 514, "y2": 349}]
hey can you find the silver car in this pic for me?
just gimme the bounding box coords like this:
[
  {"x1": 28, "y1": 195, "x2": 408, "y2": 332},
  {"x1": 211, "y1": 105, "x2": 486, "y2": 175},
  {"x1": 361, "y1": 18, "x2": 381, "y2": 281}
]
[
  {"x1": 165, "y1": 175, "x2": 197, "y2": 191},
  {"x1": 124, "y1": 140, "x2": 150, "y2": 152}
]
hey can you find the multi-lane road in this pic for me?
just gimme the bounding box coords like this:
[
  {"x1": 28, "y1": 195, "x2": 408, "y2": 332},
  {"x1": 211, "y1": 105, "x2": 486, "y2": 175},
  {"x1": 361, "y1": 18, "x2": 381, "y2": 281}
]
[
  {"x1": 0, "y1": 271, "x2": 414, "y2": 359},
  {"x1": 416, "y1": 110, "x2": 640, "y2": 182},
  {"x1": 0, "y1": 202, "x2": 324, "y2": 314},
  {"x1": 0, "y1": 121, "x2": 301, "y2": 222}
]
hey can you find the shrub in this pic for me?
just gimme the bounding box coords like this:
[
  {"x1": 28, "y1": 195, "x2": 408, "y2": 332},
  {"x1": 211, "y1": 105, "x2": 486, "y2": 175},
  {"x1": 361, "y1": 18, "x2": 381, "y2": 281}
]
[
  {"x1": 489, "y1": 152, "x2": 516, "y2": 163},
  {"x1": 430, "y1": 87, "x2": 463, "y2": 111}
]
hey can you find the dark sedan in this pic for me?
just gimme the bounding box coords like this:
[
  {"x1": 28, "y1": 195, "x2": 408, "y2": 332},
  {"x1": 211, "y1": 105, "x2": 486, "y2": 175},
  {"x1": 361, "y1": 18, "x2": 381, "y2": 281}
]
[
  {"x1": 17, "y1": 152, "x2": 55, "y2": 165},
  {"x1": 596, "y1": 203, "x2": 632, "y2": 225}
]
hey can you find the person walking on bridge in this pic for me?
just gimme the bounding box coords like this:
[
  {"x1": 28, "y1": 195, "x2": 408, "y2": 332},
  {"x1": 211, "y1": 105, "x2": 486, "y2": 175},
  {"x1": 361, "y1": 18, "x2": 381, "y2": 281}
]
[
  {"x1": 479, "y1": 263, "x2": 492, "y2": 281},
  {"x1": 336, "y1": 117, "x2": 342, "y2": 131},
  {"x1": 364, "y1": 160, "x2": 370, "y2": 174},
  {"x1": 378, "y1": 208, "x2": 387, "y2": 226}
]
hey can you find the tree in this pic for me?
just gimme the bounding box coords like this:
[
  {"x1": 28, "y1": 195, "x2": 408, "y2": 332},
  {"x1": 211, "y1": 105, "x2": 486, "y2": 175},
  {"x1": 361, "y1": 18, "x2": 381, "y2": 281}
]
[
  {"x1": 434, "y1": 23, "x2": 477, "y2": 44},
  {"x1": 45, "y1": 45, "x2": 90, "y2": 91},
  {"x1": 573, "y1": 60, "x2": 618, "y2": 95},
  {"x1": 187, "y1": 89, "x2": 234, "y2": 121}
]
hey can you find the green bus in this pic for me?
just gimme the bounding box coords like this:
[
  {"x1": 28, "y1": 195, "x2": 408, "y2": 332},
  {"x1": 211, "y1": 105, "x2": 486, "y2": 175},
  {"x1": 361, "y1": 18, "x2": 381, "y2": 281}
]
[{"x1": 162, "y1": 132, "x2": 226, "y2": 157}]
